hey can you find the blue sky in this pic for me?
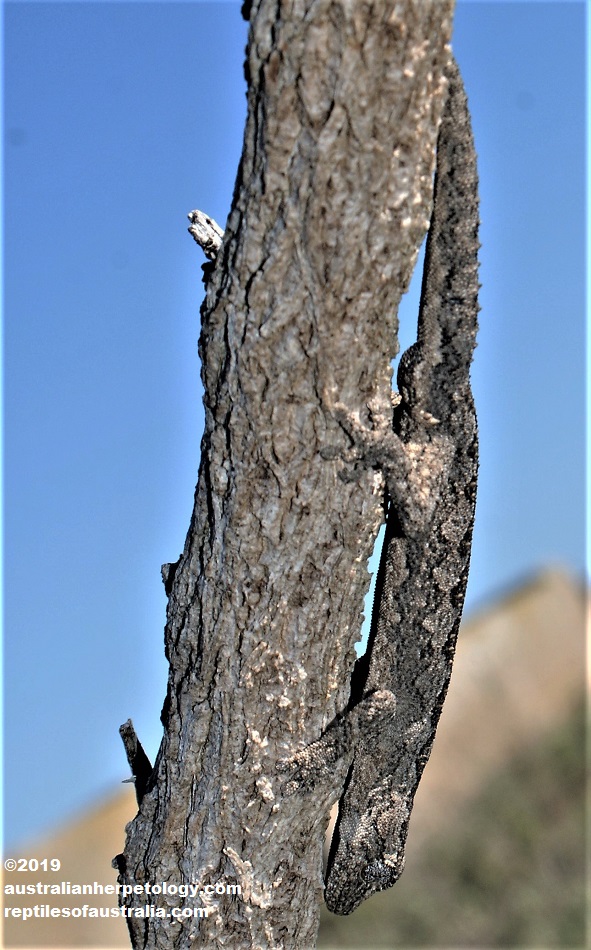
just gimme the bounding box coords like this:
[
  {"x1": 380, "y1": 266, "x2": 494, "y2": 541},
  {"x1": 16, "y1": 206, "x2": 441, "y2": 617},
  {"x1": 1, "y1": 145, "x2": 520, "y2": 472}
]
[{"x1": 3, "y1": 2, "x2": 585, "y2": 847}]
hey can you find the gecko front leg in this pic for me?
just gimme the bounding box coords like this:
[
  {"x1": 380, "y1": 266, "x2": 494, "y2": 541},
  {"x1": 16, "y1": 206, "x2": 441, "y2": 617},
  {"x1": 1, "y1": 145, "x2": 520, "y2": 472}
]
[{"x1": 278, "y1": 688, "x2": 397, "y2": 794}]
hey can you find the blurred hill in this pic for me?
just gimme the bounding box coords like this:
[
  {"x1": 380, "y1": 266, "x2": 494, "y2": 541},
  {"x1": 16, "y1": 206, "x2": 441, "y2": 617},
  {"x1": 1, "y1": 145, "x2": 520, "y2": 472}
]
[
  {"x1": 2, "y1": 788, "x2": 136, "y2": 949},
  {"x1": 3, "y1": 568, "x2": 586, "y2": 949}
]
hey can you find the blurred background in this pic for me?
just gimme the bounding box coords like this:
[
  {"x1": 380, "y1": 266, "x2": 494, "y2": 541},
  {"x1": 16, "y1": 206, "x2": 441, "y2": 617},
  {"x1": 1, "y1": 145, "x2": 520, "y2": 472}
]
[{"x1": 3, "y1": 1, "x2": 585, "y2": 947}]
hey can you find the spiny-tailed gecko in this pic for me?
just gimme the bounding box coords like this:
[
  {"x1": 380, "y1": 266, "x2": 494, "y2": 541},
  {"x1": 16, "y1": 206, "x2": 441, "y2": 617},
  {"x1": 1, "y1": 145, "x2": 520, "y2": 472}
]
[{"x1": 278, "y1": 55, "x2": 480, "y2": 915}]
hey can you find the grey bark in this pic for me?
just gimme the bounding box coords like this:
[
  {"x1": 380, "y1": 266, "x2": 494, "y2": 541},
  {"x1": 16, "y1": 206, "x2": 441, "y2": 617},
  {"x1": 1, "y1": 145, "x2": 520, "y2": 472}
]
[{"x1": 115, "y1": 1, "x2": 455, "y2": 947}]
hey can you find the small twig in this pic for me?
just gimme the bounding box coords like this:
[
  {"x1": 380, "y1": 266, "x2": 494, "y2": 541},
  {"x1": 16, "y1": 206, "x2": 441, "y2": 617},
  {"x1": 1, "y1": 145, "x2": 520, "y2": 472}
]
[
  {"x1": 187, "y1": 210, "x2": 224, "y2": 261},
  {"x1": 119, "y1": 719, "x2": 153, "y2": 804}
]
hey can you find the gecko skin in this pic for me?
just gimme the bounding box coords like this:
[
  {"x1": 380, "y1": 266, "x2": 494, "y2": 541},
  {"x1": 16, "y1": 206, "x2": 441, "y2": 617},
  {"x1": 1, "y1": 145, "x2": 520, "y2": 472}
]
[{"x1": 278, "y1": 56, "x2": 480, "y2": 915}]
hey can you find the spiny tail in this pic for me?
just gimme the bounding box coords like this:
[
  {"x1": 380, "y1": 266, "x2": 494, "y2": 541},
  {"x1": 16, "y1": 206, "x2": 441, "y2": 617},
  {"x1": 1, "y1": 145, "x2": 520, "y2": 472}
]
[{"x1": 417, "y1": 56, "x2": 480, "y2": 379}]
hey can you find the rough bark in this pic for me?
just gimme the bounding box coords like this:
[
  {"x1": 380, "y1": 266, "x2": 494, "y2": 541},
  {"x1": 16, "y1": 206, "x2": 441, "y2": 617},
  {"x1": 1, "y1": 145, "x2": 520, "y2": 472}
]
[{"x1": 115, "y1": 1, "x2": 455, "y2": 947}]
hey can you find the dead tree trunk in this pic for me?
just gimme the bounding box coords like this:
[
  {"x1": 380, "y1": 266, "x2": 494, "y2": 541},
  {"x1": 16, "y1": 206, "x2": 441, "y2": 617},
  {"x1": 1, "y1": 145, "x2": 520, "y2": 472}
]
[{"x1": 115, "y1": 1, "x2": 455, "y2": 946}]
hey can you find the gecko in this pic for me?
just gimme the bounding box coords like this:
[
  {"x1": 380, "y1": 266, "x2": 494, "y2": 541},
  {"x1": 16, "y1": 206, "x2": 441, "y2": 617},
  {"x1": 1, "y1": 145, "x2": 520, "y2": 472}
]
[
  {"x1": 277, "y1": 55, "x2": 480, "y2": 915},
  {"x1": 186, "y1": 55, "x2": 479, "y2": 917}
]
